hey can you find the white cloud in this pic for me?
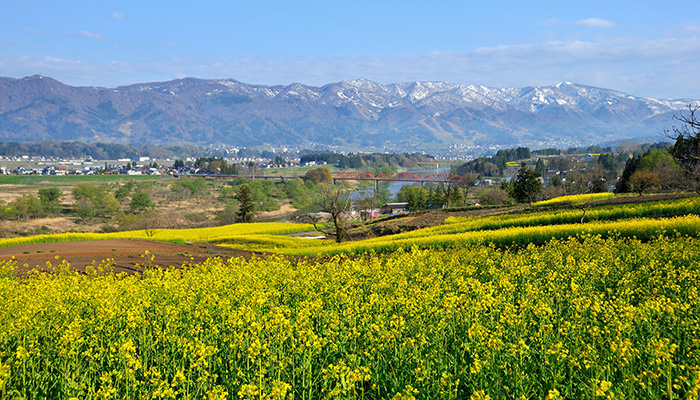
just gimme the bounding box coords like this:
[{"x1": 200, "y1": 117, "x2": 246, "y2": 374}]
[
  {"x1": 574, "y1": 18, "x2": 615, "y2": 28},
  {"x1": 112, "y1": 11, "x2": 123, "y2": 20},
  {"x1": 76, "y1": 31, "x2": 106, "y2": 40},
  {"x1": 684, "y1": 24, "x2": 700, "y2": 33},
  {"x1": 186, "y1": 36, "x2": 700, "y2": 98},
  {"x1": 0, "y1": 55, "x2": 135, "y2": 88},
  {"x1": 2, "y1": 35, "x2": 700, "y2": 99},
  {"x1": 534, "y1": 18, "x2": 562, "y2": 27},
  {"x1": 23, "y1": 27, "x2": 106, "y2": 40}
]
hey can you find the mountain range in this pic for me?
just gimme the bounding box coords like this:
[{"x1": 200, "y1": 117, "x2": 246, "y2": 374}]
[{"x1": 0, "y1": 75, "x2": 694, "y2": 153}]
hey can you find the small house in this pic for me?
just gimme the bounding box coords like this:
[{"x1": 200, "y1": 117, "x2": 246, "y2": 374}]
[{"x1": 381, "y1": 202, "x2": 408, "y2": 215}]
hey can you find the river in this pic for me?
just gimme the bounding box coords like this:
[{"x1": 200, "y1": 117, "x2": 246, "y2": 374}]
[{"x1": 351, "y1": 166, "x2": 451, "y2": 201}]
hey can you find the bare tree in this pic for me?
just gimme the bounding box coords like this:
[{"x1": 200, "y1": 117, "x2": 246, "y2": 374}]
[
  {"x1": 459, "y1": 173, "x2": 478, "y2": 206},
  {"x1": 298, "y1": 212, "x2": 327, "y2": 233},
  {"x1": 628, "y1": 170, "x2": 661, "y2": 196},
  {"x1": 432, "y1": 175, "x2": 462, "y2": 208},
  {"x1": 318, "y1": 187, "x2": 352, "y2": 243},
  {"x1": 355, "y1": 193, "x2": 376, "y2": 222},
  {"x1": 667, "y1": 104, "x2": 700, "y2": 192}
]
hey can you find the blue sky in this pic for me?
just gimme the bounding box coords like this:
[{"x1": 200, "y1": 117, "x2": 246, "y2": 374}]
[{"x1": 1, "y1": 0, "x2": 699, "y2": 99}]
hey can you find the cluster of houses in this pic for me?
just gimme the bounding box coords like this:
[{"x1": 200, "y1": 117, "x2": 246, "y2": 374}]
[
  {"x1": 8, "y1": 164, "x2": 169, "y2": 176},
  {"x1": 1, "y1": 151, "x2": 340, "y2": 176},
  {"x1": 0, "y1": 155, "x2": 175, "y2": 176}
]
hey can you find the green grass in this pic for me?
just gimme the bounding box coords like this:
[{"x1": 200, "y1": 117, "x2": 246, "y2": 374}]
[
  {"x1": 0, "y1": 174, "x2": 170, "y2": 185},
  {"x1": 259, "y1": 164, "x2": 340, "y2": 176}
]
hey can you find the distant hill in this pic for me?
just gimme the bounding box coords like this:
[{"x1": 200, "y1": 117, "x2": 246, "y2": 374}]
[{"x1": 0, "y1": 75, "x2": 694, "y2": 152}]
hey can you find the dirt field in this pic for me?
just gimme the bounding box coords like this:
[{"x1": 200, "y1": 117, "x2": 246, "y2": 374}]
[{"x1": 0, "y1": 238, "x2": 259, "y2": 274}]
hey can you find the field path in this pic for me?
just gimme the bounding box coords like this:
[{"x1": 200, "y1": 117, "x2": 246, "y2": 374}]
[{"x1": 0, "y1": 238, "x2": 257, "y2": 274}]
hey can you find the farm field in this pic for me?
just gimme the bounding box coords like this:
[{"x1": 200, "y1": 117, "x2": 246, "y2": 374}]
[
  {"x1": 0, "y1": 195, "x2": 699, "y2": 399},
  {"x1": 0, "y1": 166, "x2": 359, "y2": 238},
  {"x1": 0, "y1": 222, "x2": 315, "y2": 272},
  {"x1": 0, "y1": 238, "x2": 257, "y2": 274}
]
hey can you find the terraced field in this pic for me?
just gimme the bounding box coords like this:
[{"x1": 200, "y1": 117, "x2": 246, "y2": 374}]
[{"x1": 1, "y1": 195, "x2": 699, "y2": 399}]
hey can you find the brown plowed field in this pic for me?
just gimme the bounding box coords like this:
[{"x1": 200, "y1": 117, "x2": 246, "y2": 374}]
[{"x1": 0, "y1": 238, "x2": 258, "y2": 274}]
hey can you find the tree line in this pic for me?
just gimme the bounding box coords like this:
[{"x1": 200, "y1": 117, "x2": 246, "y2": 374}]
[
  {"x1": 299, "y1": 152, "x2": 435, "y2": 169},
  {"x1": 0, "y1": 140, "x2": 203, "y2": 160},
  {"x1": 0, "y1": 183, "x2": 154, "y2": 223},
  {"x1": 448, "y1": 106, "x2": 700, "y2": 206}
]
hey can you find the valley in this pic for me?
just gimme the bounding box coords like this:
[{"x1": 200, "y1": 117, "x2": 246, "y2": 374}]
[{"x1": 1, "y1": 75, "x2": 693, "y2": 155}]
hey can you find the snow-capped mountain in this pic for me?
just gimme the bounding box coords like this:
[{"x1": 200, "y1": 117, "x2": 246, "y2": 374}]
[{"x1": 0, "y1": 75, "x2": 694, "y2": 151}]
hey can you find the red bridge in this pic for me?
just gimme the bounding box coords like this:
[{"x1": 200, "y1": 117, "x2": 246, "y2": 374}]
[{"x1": 173, "y1": 171, "x2": 462, "y2": 190}]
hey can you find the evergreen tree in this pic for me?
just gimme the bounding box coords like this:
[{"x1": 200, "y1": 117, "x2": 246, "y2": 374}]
[
  {"x1": 235, "y1": 184, "x2": 255, "y2": 223},
  {"x1": 513, "y1": 162, "x2": 542, "y2": 203},
  {"x1": 535, "y1": 158, "x2": 546, "y2": 177},
  {"x1": 615, "y1": 155, "x2": 641, "y2": 193}
]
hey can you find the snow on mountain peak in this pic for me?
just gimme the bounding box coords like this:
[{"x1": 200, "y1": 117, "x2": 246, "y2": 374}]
[{"x1": 2, "y1": 75, "x2": 695, "y2": 151}]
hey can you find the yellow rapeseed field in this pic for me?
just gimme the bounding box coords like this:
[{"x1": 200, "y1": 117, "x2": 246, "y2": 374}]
[
  {"x1": 0, "y1": 222, "x2": 315, "y2": 248},
  {"x1": 229, "y1": 214, "x2": 700, "y2": 256},
  {"x1": 532, "y1": 192, "x2": 616, "y2": 207},
  {"x1": 1, "y1": 234, "x2": 700, "y2": 399}
]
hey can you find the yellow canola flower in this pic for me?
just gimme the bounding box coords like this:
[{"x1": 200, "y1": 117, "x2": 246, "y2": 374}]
[
  {"x1": 0, "y1": 234, "x2": 699, "y2": 399},
  {"x1": 532, "y1": 192, "x2": 615, "y2": 207},
  {"x1": 470, "y1": 390, "x2": 491, "y2": 400},
  {"x1": 273, "y1": 214, "x2": 700, "y2": 256},
  {"x1": 0, "y1": 221, "x2": 315, "y2": 248}
]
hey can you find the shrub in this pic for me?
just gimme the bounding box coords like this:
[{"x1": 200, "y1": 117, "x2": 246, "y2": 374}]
[
  {"x1": 130, "y1": 192, "x2": 154, "y2": 213},
  {"x1": 303, "y1": 167, "x2": 332, "y2": 184}
]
